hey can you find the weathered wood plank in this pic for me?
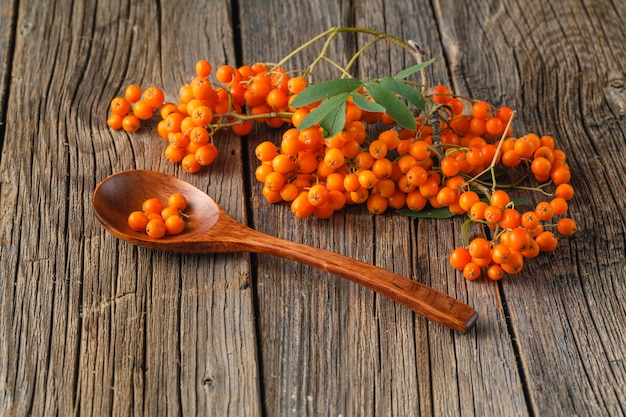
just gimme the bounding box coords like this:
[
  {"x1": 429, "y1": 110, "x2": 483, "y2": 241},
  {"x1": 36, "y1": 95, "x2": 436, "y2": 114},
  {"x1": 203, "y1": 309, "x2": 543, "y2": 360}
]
[
  {"x1": 240, "y1": 1, "x2": 527, "y2": 416},
  {"x1": 0, "y1": 0, "x2": 14, "y2": 128},
  {"x1": 0, "y1": 0, "x2": 261, "y2": 416},
  {"x1": 434, "y1": 0, "x2": 626, "y2": 416}
]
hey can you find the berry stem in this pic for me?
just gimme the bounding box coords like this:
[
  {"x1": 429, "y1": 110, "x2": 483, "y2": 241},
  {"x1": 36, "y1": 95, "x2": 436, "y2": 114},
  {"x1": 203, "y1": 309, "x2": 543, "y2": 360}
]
[
  {"x1": 461, "y1": 110, "x2": 517, "y2": 192},
  {"x1": 271, "y1": 27, "x2": 417, "y2": 80}
]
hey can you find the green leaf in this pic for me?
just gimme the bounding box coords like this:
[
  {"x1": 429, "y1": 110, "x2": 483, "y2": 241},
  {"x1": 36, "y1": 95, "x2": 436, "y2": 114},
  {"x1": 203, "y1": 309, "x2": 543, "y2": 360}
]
[
  {"x1": 396, "y1": 207, "x2": 457, "y2": 219},
  {"x1": 289, "y1": 78, "x2": 363, "y2": 108},
  {"x1": 380, "y1": 77, "x2": 425, "y2": 110},
  {"x1": 394, "y1": 58, "x2": 435, "y2": 80},
  {"x1": 366, "y1": 81, "x2": 416, "y2": 130},
  {"x1": 320, "y1": 100, "x2": 346, "y2": 138},
  {"x1": 351, "y1": 92, "x2": 386, "y2": 113},
  {"x1": 461, "y1": 218, "x2": 471, "y2": 246},
  {"x1": 297, "y1": 92, "x2": 351, "y2": 131}
]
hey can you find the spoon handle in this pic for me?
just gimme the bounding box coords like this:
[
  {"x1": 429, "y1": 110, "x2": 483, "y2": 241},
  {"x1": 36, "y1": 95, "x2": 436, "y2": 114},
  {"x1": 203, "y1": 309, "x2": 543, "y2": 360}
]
[{"x1": 223, "y1": 221, "x2": 477, "y2": 333}]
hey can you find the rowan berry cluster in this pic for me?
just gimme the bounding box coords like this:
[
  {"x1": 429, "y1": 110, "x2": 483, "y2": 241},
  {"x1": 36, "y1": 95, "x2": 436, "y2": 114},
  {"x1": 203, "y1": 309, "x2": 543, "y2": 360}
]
[
  {"x1": 449, "y1": 186, "x2": 576, "y2": 281},
  {"x1": 107, "y1": 59, "x2": 302, "y2": 173},
  {"x1": 108, "y1": 85, "x2": 165, "y2": 133},
  {"x1": 105, "y1": 27, "x2": 577, "y2": 281},
  {"x1": 127, "y1": 193, "x2": 188, "y2": 238}
]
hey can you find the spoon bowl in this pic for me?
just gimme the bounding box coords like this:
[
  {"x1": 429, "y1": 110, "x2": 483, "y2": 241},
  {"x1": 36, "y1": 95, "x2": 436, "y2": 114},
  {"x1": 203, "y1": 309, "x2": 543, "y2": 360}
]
[{"x1": 93, "y1": 170, "x2": 478, "y2": 332}]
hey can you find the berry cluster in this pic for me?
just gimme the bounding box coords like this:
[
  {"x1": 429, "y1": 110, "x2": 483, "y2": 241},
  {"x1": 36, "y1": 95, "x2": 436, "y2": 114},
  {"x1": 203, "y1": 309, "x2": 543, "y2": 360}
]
[
  {"x1": 107, "y1": 85, "x2": 165, "y2": 133},
  {"x1": 449, "y1": 186, "x2": 576, "y2": 280},
  {"x1": 105, "y1": 27, "x2": 577, "y2": 281},
  {"x1": 107, "y1": 59, "x2": 305, "y2": 173},
  {"x1": 127, "y1": 193, "x2": 189, "y2": 238}
]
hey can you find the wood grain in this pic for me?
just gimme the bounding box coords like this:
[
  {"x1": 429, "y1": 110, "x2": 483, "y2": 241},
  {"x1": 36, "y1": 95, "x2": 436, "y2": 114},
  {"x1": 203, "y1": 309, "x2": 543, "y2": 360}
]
[{"x1": 0, "y1": 0, "x2": 625, "y2": 416}]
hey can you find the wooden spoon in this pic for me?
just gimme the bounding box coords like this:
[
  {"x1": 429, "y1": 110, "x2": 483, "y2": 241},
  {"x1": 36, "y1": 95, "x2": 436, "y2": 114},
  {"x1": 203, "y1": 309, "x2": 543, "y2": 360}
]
[{"x1": 92, "y1": 170, "x2": 478, "y2": 333}]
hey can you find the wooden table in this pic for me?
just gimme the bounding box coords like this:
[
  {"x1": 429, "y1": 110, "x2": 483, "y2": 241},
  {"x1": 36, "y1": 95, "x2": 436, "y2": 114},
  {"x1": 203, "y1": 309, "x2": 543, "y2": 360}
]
[{"x1": 1, "y1": 0, "x2": 625, "y2": 415}]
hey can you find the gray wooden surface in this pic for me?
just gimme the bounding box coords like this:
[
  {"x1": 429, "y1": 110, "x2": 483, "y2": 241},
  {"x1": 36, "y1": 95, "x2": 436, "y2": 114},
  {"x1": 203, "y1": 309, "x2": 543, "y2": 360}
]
[{"x1": 0, "y1": 0, "x2": 625, "y2": 416}]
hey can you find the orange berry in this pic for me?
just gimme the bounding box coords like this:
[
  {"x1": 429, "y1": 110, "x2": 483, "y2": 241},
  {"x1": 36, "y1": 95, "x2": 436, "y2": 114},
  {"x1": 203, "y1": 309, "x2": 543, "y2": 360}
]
[
  {"x1": 366, "y1": 193, "x2": 388, "y2": 214},
  {"x1": 215, "y1": 65, "x2": 240, "y2": 84},
  {"x1": 195, "y1": 144, "x2": 218, "y2": 166},
  {"x1": 431, "y1": 85, "x2": 451, "y2": 104},
  {"x1": 164, "y1": 144, "x2": 187, "y2": 163},
  {"x1": 450, "y1": 247, "x2": 472, "y2": 271},
  {"x1": 520, "y1": 211, "x2": 540, "y2": 230},
  {"x1": 232, "y1": 120, "x2": 253, "y2": 136},
  {"x1": 371, "y1": 158, "x2": 393, "y2": 179},
  {"x1": 531, "y1": 156, "x2": 552, "y2": 179},
  {"x1": 536, "y1": 231, "x2": 559, "y2": 252},
  {"x1": 463, "y1": 262, "x2": 482, "y2": 280},
  {"x1": 550, "y1": 197, "x2": 568, "y2": 215},
  {"x1": 354, "y1": 151, "x2": 374, "y2": 170},
  {"x1": 358, "y1": 170, "x2": 378, "y2": 189},
  {"x1": 418, "y1": 177, "x2": 439, "y2": 199},
  {"x1": 146, "y1": 218, "x2": 167, "y2": 239},
  {"x1": 506, "y1": 227, "x2": 533, "y2": 252},
  {"x1": 298, "y1": 152, "x2": 319, "y2": 174},
  {"x1": 458, "y1": 191, "x2": 480, "y2": 212},
  {"x1": 387, "y1": 189, "x2": 406, "y2": 210},
  {"x1": 181, "y1": 154, "x2": 201, "y2": 173},
  {"x1": 513, "y1": 136, "x2": 536, "y2": 158},
  {"x1": 287, "y1": 76, "x2": 307, "y2": 94},
  {"x1": 500, "y1": 250, "x2": 524, "y2": 274},
  {"x1": 490, "y1": 189, "x2": 511, "y2": 208},
  {"x1": 124, "y1": 84, "x2": 142, "y2": 103},
  {"x1": 409, "y1": 141, "x2": 431, "y2": 160},
  {"x1": 469, "y1": 201, "x2": 488, "y2": 221},
  {"x1": 405, "y1": 190, "x2": 427, "y2": 211},
  {"x1": 343, "y1": 173, "x2": 361, "y2": 192},
  {"x1": 406, "y1": 166, "x2": 428, "y2": 187},
  {"x1": 372, "y1": 179, "x2": 396, "y2": 198},
  {"x1": 436, "y1": 186, "x2": 458, "y2": 207},
  {"x1": 368, "y1": 139, "x2": 388, "y2": 160},
  {"x1": 254, "y1": 164, "x2": 273, "y2": 183},
  {"x1": 485, "y1": 116, "x2": 504, "y2": 136},
  {"x1": 132, "y1": 100, "x2": 154, "y2": 120},
  {"x1": 195, "y1": 59, "x2": 212, "y2": 77},
  {"x1": 484, "y1": 205, "x2": 502, "y2": 224},
  {"x1": 440, "y1": 157, "x2": 460, "y2": 177},
  {"x1": 110, "y1": 96, "x2": 131, "y2": 116},
  {"x1": 328, "y1": 190, "x2": 347, "y2": 210},
  {"x1": 491, "y1": 243, "x2": 512, "y2": 265},
  {"x1": 165, "y1": 214, "x2": 186, "y2": 235},
  {"x1": 551, "y1": 165, "x2": 571, "y2": 185},
  {"x1": 143, "y1": 86, "x2": 165, "y2": 108},
  {"x1": 107, "y1": 113, "x2": 123, "y2": 130},
  {"x1": 324, "y1": 147, "x2": 345, "y2": 169},
  {"x1": 291, "y1": 191, "x2": 315, "y2": 218},
  {"x1": 272, "y1": 154, "x2": 296, "y2": 173},
  {"x1": 487, "y1": 264, "x2": 505, "y2": 280},
  {"x1": 471, "y1": 101, "x2": 492, "y2": 120},
  {"x1": 555, "y1": 183, "x2": 575, "y2": 201},
  {"x1": 501, "y1": 149, "x2": 521, "y2": 167},
  {"x1": 468, "y1": 237, "x2": 491, "y2": 258},
  {"x1": 167, "y1": 193, "x2": 187, "y2": 211},
  {"x1": 499, "y1": 208, "x2": 521, "y2": 229},
  {"x1": 266, "y1": 88, "x2": 289, "y2": 109},
  {"x1": 313, "y1": 204, "x2": 335, "y2": 219},
  {"x1": 190, "y1": 105, "x2": 213, "y2": 126},
  {"x1": 128, "y1": 211, "x2": 149, "y2": 232},
  {"x1": 535, "y1": 201, "x2": 555, "y2": 221},
  {"x1": 161, "y1": 204, "x2": 180, "y2": 220},
  {"x1": 122, "y1": 114, "x2": 141, "y2": 132},
  {"x1": 255, "y1": 141, "x2": 278, "y2": 162},
  {"x1": 280, "y1": 183, "x2": 300, "y2": 202},
  {"x1": 557, "y1": 218, "x2": 577, "y2": 236}
]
